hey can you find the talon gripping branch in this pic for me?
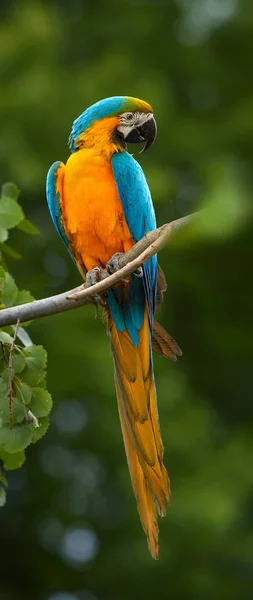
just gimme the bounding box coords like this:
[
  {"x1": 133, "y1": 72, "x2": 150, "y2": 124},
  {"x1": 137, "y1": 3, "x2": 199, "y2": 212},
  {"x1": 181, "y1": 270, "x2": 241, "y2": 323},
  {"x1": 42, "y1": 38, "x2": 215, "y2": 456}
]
[{"x1": 46, "y1": 96, "x2": 181, "y2": 558}]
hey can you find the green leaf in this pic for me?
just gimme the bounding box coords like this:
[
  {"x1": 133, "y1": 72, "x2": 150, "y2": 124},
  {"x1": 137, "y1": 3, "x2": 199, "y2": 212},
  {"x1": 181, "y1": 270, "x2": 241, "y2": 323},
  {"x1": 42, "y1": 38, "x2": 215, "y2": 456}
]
[
  {"x1": 37, "y1": 375, "x2": 46, "y2": 389},
  {"x1": 0, "y1": 377, "x2": 8, "y2": 399},
  {"x1": 0, "y1": 469, "x2": 7, "y2": 486},
  {"x1": 0, "y1": 197, "x2": 24, "y2": 229},
  {"x1": 29, "y1": 387, "x2": 52, "y2": 418},
  {"x1": 0, "y1": 399, "x2": 26, "y2": 427},
  {"x1": 0, "y1": 331, "x2": 13, "y2": 344},
  {"x1": 15, "y1": 380, "x2": 32, "y2": 405},
  {"x1": 0, "y1": 378, "x2": 26, "y2": 426},
  {"x1": 0, "y1": 368, "x2": 9, "y2": 384},
  {"x1": 0, "y1": 243, "x2": 22, "y2": 260},
  {"x1": 14, "y1": 326, "x2": 33, "y2": 347},
  {"x1": 0, "y1": 423, "x2": 32, "y2": 453},
  {"x1": 0, "y1": 229, "x2": 8, "y2": 243},
  {"x1": 18, "y1": 219, "x2": 39, "y2": 236},
  {"x1": 0, "y1": 486, "x2": 6, "y2": 507},
  {"x1": 0, "y1": 385, "x2": 11, "y2": 427},
  {"x1": 22, "y1": 345, "x2": 47, "y2": 386},
  {"x1": 2, "y1": 272, "x2": 18, "y2": 307},
  {"x1": 0, "y1": 267, "x2": 6, "y2": 296},
  {"x1": 0, "y1": 449, "x2": 26, "y2": 470},
  {"x1": 31, "y1": 416, "x2": 49, "y2": 443},
  {"x1": 1, "y1": 183, "x2": 20, "y2": 200},
  {"x1": 12, "y1": 354, "x2": 26, "y2": 374},
  {"x1": 15, "y1": 289, "x2": 34, "y2": 305}
]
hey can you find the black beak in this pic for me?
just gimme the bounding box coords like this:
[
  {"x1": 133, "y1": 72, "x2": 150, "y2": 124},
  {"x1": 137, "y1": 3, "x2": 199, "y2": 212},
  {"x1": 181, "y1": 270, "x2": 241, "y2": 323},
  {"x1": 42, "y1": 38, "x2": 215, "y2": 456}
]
[{"x1": 125, "y1": 115, "x2": 157, "y2": 153}]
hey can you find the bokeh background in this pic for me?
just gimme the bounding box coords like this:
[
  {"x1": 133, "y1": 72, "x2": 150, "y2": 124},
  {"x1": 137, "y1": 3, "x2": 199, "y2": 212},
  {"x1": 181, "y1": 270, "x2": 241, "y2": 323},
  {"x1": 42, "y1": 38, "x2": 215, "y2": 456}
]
[{"x1": 1, "y1": 0, "x2": 253, "y2": 598}]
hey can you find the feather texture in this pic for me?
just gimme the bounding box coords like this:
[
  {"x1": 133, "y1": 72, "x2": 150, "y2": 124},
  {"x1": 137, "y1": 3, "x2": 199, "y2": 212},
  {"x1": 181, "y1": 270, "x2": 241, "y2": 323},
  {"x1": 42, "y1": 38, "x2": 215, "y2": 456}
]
[
  {"x1": 112, "y1": 151, "x2": 157, "y2": 331},
  {"x1": 107, "y1": 306, "x2": 170, "y2": 559},
  {"x1": 152, "y1": 321, "x2": 182, "y2": 361}
]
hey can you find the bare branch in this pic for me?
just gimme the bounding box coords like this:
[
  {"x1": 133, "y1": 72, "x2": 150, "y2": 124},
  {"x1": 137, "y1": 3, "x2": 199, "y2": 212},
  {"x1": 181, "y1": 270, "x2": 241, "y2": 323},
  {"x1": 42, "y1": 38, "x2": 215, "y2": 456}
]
[{"x1": 0, "y1": 212, "x2": 198, "y2": 327}]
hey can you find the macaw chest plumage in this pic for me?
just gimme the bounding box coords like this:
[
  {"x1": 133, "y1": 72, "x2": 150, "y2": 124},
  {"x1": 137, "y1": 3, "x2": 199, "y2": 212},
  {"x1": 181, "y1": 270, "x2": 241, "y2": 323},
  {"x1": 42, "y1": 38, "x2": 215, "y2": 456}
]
[{"x1": 60, "y1": 148, "x2": 133, "y2": 271}]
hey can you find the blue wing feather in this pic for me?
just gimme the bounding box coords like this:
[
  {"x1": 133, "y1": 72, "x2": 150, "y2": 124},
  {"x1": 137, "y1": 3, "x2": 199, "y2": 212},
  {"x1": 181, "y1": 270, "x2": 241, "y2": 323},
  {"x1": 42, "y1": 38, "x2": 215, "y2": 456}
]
[
  {"x1": 111, "y1": 152, "x2": 157, "y2": 345},
  {"x1": 46, "y1": 154, "x2": 157, "y2": 347},
  {"x1": 46, "y1": 161, "x2": 71, "y2": 253}
]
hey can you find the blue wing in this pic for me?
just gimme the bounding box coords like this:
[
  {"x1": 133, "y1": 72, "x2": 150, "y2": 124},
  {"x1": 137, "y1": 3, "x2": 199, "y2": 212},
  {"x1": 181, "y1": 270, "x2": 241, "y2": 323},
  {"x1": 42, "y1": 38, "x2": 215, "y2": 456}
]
[
  {"x1": 110, "y1": 152, "x2": 157, "y2": 345},
  {"x1": 46, "y1": 161, "x2": 71, "y2": 252}
]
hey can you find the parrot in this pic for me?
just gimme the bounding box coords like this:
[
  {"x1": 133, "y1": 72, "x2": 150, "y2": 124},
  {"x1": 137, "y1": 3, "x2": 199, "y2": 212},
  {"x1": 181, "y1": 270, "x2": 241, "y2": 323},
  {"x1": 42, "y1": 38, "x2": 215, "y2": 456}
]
[{"x1": 46, "y1": 96, "x2": 182, "y2": 559}]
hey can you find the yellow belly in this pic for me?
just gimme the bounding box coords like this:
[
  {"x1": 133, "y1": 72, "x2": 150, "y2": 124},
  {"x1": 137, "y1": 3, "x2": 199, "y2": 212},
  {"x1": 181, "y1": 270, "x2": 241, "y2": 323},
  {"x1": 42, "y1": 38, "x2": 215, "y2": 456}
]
[{"x1": 62, "y1": 148, "x2": 133, "y2": 271}]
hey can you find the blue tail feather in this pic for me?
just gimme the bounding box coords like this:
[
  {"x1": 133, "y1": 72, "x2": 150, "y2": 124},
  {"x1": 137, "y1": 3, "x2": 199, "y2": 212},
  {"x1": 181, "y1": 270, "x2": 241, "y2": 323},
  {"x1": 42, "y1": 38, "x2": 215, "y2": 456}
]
[{"x1": 107, "y1": 277, "x2": 145, "y2": 347}]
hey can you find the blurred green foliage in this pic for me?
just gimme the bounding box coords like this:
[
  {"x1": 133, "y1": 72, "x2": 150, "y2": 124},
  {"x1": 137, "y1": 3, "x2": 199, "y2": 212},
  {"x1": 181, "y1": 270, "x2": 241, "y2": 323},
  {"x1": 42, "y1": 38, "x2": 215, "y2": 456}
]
[{"x1": 1, "y1": 1, "x2": 253, "y2": 599}]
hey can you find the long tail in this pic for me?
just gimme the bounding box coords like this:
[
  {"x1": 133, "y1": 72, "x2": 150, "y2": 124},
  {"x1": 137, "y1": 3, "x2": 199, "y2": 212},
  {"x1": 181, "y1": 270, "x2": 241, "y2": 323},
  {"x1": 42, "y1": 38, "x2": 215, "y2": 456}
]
[{"x1": 107, "y1": 305, "x2": 170, "y2": 559}]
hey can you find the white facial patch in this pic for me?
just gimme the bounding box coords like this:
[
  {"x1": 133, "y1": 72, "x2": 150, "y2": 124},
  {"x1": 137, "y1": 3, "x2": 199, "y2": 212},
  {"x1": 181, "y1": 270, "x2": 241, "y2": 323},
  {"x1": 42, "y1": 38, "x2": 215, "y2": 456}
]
[{"x1": 117, "y1": 111, "x2": 153, "y2": 137}]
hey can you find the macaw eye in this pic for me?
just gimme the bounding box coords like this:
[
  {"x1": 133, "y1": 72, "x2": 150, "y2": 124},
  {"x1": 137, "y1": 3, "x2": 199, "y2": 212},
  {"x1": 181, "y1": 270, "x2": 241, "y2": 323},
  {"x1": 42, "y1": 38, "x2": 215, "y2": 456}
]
[{"x1": 126, "y1": 113, "x2": 133, "y2": 121}]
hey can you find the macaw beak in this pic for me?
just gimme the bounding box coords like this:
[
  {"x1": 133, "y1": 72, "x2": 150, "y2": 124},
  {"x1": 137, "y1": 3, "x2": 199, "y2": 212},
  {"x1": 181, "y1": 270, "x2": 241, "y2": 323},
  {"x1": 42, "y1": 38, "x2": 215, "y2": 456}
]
[{"x1": 125, "y1": 115, "x2": 157, "y2": 153}]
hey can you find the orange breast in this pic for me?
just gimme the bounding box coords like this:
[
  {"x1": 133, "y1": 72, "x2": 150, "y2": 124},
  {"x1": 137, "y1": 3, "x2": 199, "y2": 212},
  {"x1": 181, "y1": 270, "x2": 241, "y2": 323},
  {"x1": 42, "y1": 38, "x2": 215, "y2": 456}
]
[{"x1": 62, "y1": 148, "x2": 133, "y2": 271}]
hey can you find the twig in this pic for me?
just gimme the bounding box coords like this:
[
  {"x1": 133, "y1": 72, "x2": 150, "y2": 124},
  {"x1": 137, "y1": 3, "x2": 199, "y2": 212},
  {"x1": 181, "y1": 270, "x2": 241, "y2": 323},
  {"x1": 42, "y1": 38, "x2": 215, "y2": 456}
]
[
  {"x1": 8, "y1": 319, "x2": 20, "y2": 429},
  {"x1": 0, "y1": 212, "x2": 198, "y2": 327}
]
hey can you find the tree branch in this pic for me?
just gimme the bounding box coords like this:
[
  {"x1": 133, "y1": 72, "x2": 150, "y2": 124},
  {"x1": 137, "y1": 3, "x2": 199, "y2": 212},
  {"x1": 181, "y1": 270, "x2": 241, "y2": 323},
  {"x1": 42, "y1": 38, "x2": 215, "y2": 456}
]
[
  {"x1": 0, "y1": 212, "x2": 198, "y2": 327},
  {"x1": 8, "y1": 319, "x2": 20, "y2": 428}
]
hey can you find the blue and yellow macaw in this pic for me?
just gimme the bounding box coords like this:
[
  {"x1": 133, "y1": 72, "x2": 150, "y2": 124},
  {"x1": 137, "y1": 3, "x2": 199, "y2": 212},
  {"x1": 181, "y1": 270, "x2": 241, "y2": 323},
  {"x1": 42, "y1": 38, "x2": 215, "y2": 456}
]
[{"x1": 46, "y1": 96, "x2": 181, "y2": 558}]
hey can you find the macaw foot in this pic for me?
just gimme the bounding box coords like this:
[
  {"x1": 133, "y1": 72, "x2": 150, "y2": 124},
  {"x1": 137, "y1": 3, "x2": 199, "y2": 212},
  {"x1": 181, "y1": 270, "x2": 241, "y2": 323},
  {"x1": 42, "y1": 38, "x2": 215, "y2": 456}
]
[
  {"x1": 86, "y1": 266, "x2": 106, "y2": 307},
  {"x1": 106, "y1": 252, "x2": 143, "y2": 279},
  {"x1": 106, "y1": 252, "x2": 125, "y2": 275},
  {"x1": 133, "y1": 266, "x2": 143, "y2": 278}
]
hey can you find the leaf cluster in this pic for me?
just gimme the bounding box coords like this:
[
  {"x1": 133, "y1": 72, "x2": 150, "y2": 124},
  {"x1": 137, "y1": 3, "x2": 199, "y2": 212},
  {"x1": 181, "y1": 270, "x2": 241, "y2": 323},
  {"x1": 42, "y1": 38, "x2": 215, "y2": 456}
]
[{"x1": 0, "y1": 183, "x2": 52, "y2": 506}]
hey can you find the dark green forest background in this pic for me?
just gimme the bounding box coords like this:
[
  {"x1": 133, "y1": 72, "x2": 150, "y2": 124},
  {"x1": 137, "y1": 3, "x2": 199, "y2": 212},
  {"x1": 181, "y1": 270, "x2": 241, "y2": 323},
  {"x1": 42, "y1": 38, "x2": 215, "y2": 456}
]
[{"x1": 1, "y1": 0, "x2": 253, "y2": 598}]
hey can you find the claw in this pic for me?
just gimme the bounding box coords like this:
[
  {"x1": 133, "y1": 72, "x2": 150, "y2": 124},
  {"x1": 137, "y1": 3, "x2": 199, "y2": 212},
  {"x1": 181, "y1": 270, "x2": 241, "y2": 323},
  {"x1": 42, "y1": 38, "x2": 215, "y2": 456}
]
[
  {"x1": 133, "y1": 266, "x2": 143, "y2": 278},
  {"x1": 106, "y1": 252, "x2": 125, "y2": 275},
  {"x1": 93, "y1": 295, "x2": 106, "y2": 307},
  {"x1": 86, "y1": 266, "x2": 106, "y2": 307},
  {"x1": 86, "y1": 266, "x2": 102, "y2": 287},
  {"x1": 106, "y1": 253, "x2": 142, "y2": 283}
]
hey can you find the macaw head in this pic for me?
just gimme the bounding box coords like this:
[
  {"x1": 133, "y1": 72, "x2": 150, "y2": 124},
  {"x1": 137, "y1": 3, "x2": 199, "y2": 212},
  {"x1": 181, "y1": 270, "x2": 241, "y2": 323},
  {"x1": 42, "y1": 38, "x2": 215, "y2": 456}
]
[{"x1": 69, "y1": 96, "x2": 157, "y2": 154}]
